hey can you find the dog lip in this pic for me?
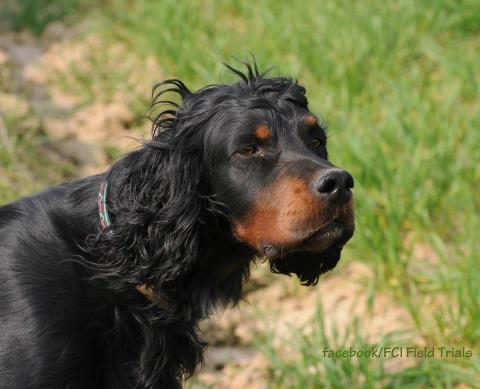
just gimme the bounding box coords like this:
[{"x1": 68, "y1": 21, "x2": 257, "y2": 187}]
[
  {"x1": 299, "y1": 222, "x2": 345, "y2": 251},
  {"x1": 294, "y1": 215, "x2": 354, "y2": 250},
  {"x1": 263, "y1": 220, "x2": 353, "y2": 260},
  {"x1": 263, "y1": 244, "x2": 280, "y2": 258},
  {"x1": 304, "y1": 222, "x2": 343, "y2": 242}
]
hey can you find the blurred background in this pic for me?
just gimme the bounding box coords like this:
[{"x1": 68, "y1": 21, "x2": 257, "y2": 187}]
[{"x1": 0, "y1": 0, "x2": 479, "y2": 387}]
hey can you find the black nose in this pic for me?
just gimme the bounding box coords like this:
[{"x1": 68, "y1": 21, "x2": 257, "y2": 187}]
[{"x1": 315, "y1": 169, "x2": 354, "y2": 204}]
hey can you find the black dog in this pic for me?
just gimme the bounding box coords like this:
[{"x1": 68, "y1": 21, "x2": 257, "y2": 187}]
[{"x1": 0, "y1": 61, "x2": 354, "y2": 388}]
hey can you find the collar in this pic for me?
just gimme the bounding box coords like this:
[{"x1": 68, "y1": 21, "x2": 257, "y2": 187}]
[
  {"x1": 98, "y1": 181, "x2": 170, "y2": 311},
  {"x1": 135, "y1": 284, "x2": 171, "y2": 310},
  {"x1": 97, "y1": 181, "x2": 111, "y2": 230}
]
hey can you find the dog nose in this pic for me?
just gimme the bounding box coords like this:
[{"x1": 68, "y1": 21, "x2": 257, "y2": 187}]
[{"x1": 314, "y1": 169, "x2": 354, "y2": 204}]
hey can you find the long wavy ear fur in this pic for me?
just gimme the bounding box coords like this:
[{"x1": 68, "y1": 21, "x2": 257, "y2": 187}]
[{"x1": 87, "y1": 79, "x2": 219, "y2": 299}]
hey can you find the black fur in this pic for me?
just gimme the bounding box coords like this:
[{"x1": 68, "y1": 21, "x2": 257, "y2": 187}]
[{"x1": 0, "y1": 60, "x2": 353, "y2": 388}]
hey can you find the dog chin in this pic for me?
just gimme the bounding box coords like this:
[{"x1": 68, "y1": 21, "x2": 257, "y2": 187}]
[{"x1": 268, "y1": 244, "x2": 343, "y2": 286}]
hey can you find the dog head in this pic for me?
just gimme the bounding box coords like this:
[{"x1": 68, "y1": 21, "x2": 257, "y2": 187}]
[{"x1": 151, "y1": 61, "x2": 354, "y2": 286}]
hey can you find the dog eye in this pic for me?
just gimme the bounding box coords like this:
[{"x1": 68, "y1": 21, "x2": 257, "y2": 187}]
[
  {"x1": 311, "y1": 137, "x2": 325, "y2": 148},
  {"x1": 238, "y1": 145, "x2": 259, "y2": 156}
]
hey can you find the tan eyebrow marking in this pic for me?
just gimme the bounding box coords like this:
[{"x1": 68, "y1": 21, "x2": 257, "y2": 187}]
[
  {"x1": 254, "y1": 125, "x2": 272, "y2": 140},
  {"x1": 305, "y1": 115, "x2": 318, "y2": 126}
]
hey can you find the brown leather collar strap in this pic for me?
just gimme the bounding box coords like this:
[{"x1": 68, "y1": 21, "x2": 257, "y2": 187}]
[{"x1": 136, "y1": 284, "x2": 171, "y2": 310}]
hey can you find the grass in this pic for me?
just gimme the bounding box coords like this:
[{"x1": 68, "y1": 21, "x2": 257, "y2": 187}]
[
  {"x1": 261, "y1": 302, "x2": 479, "y2": 388},
  {"x1": 1, "y1": 0, "x2": 479, "y2": 386},
  {"x1": 0, "y1": 0, "x2": 91, "y2": 34}
]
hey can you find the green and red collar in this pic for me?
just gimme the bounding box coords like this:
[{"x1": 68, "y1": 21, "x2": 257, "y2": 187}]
[{"x1": 97, "y1": 182, "x2": 111, "y2": 230}]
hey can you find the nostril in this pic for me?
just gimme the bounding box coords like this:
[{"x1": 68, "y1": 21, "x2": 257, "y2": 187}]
[
  {"x1": 345, "y1": 173, "x2": 354, "y2": 190},
  {"x1": 317, "y1": 177, "x2": 337, "y2": 194}
]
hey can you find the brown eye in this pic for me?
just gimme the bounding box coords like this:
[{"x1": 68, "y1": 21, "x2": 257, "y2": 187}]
[
  {"x1": 238, "y1": 145, "x2": 258, "y2": 156},
  {"x1": 311, "y1": 137, "x2": 325, "y2": 148}
]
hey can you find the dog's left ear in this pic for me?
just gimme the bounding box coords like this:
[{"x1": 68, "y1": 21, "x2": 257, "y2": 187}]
[{"x1": 269, "y1": 247, "x2": 342, "y2": 286}]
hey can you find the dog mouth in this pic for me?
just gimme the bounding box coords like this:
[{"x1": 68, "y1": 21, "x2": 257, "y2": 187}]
[
  {"x1": 301, "y1": 221, "x2": 353, "y2": 252},
  {"x1": 262, "y1": 219, "x2": 354, "y2": 260}
]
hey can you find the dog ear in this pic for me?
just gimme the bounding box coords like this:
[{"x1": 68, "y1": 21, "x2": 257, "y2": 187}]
[
  {"x1": 91, "y1": 80, "x2": 221, "y2": 297},
  {"x1": 97, "y1": 145, "x2": 210, "y2": 295},
  {"x1": 269, "y1": 246, "x2": 342, "y2": 286}
]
